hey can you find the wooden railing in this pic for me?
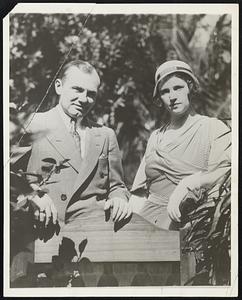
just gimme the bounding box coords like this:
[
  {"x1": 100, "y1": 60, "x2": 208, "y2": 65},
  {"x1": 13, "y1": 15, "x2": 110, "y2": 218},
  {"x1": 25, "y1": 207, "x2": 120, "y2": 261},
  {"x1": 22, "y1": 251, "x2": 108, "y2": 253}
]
[{"x1": 33, "y1": 212, "x2": 195, "y2": 286}]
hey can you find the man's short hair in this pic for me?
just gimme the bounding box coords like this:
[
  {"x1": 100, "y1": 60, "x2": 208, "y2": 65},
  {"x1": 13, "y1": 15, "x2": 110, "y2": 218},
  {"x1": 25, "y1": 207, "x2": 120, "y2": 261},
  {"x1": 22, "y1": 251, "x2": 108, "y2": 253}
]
[{"x1": 57, "y1": 60, "x2": 96, "y2": 81}]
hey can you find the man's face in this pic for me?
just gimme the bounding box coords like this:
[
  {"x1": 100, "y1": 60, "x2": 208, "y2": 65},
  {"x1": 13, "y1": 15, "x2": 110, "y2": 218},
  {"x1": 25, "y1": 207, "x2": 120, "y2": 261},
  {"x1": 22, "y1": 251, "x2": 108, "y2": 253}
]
[
  {"x1": 158, "y1": 76, "x2": 190, "y2": 118},
  {"x1": 55, "y1": 66, "x2": 100, "y2": 119}
]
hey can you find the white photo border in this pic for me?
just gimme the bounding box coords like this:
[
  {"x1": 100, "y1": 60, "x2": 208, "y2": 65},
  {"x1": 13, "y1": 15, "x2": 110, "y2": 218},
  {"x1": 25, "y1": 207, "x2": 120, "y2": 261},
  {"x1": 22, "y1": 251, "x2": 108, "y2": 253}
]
[{"x1": 3, "y1": 3, "x2": 239, "y2": 297}]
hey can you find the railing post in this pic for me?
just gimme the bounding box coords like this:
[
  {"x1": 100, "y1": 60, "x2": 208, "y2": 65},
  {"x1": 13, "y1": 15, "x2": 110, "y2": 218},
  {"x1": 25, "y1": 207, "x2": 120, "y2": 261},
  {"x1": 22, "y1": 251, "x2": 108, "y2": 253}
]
[{"x1": 179, "y1": 226, "x2": 196, "y2": 285}]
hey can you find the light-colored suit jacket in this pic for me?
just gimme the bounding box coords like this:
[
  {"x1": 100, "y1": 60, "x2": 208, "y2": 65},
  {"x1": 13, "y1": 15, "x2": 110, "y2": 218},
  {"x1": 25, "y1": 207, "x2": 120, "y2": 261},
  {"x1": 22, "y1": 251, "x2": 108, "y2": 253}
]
[{"x1": 27, "y1": 106, "x2": 129, "y2": 224}]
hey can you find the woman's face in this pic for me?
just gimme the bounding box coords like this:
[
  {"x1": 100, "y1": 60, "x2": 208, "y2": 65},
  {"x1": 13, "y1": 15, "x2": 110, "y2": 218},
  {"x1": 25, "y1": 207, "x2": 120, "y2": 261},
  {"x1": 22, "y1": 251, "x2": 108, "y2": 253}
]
[{"x1": 158, "y1": 76, "x2": 191, "y2": 118}]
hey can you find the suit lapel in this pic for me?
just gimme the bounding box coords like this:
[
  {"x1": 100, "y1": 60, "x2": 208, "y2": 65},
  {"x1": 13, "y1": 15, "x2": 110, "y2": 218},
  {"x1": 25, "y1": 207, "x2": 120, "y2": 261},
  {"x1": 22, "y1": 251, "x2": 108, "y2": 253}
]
[
  {"x1": 45, "y1": 108, "x2": 106, "y2": 194},
  {"x1": 72, "y1": 125, "x2": 105, "y2": 194},
  {"x1": 46, "y1": 107, "x2": 82, "y2": 174}
]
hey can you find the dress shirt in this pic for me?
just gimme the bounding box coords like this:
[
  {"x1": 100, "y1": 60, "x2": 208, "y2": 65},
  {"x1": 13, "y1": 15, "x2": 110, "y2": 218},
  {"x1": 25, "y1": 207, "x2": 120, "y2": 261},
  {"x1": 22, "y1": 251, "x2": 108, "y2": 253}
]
[{"x1": 56, "y1": 104, "x2": 86, "y2": 158}]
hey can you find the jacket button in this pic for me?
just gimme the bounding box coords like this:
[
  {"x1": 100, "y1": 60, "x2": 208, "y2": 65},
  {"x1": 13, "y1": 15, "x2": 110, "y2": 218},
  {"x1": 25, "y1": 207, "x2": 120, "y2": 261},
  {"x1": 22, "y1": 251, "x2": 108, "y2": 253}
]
[{"x1": 61, "y1": 194, "x2": 67, "y2": 201}]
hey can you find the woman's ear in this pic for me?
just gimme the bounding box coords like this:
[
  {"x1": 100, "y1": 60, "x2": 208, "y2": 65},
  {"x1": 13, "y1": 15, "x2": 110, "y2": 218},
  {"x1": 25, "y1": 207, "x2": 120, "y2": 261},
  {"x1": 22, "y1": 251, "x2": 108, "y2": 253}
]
[
  {"x1": 154, "y1": 98, "x2": 163, "y2": 108},
  {"x1": 55, "y1": 79, "x2": 62, "y2": 95}
]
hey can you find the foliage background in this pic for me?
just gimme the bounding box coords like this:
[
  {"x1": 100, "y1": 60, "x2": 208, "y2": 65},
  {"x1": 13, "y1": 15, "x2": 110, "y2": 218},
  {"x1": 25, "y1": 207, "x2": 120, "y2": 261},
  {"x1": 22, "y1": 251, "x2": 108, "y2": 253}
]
[{"x1": 9, "y1": 13, "x2": 231, "y2": 187}]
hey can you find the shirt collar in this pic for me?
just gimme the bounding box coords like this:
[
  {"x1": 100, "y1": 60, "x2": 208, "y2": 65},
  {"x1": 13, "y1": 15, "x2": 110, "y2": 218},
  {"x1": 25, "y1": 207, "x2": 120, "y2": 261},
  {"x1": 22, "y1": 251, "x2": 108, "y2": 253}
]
[
  {"x1": 56, "y1": 104, "x2": 85, "y2": 129},
  {"x1": 56, "y1": 104, "x2": 72, "y2": 130}
]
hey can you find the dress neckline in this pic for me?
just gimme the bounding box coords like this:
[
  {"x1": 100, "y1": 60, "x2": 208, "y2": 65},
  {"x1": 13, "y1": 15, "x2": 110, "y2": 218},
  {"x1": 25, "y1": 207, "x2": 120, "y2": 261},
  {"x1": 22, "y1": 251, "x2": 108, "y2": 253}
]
[{"x1": 157, "y1": 114, "x2": 206, "y2": 148}]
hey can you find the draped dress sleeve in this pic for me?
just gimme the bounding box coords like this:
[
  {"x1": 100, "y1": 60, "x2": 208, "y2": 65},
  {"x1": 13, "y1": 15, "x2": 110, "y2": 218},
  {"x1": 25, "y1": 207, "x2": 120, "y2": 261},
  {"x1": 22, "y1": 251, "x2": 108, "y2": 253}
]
[
  {"x1": 204, "y1": 118, "x2": 231, "y2": 197},
  {"x1": 207, "y1": 118, "x2": 231, "y2": 171},
  {"x1": 129, "y1": 130, "x2": 159, "y2": 213},
  {"x1": 131, "y1": 129, "x2": 159, "y2": 194}
]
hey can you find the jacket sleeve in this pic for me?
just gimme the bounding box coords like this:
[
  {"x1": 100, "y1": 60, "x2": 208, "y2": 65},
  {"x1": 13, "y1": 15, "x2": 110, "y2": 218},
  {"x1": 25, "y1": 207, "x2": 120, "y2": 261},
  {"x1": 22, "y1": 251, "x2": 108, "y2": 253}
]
[
  {"x1": 10, "y1": 113, "x2": 39, "y2": 171},
  {"x1": 106, "y1": 128, "x2": 130, "y2": 201}
]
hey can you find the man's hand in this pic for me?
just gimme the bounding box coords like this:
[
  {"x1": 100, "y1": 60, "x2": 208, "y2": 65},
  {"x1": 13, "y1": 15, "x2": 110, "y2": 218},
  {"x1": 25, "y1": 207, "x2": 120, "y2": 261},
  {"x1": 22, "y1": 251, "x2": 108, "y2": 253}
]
[
  {"x1": 29, "y1": 193, "x2": 58, "y2": 227},
  {"x1": 104, "y1": 197, "x2": 132, "y2": 222}
]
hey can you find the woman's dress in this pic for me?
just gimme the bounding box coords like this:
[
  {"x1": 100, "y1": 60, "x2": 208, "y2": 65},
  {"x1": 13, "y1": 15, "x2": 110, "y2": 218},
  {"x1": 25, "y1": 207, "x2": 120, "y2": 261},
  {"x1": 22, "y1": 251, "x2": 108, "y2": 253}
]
[{"x1": 131, "y1": 114, "x2": 231, "y2": 230}]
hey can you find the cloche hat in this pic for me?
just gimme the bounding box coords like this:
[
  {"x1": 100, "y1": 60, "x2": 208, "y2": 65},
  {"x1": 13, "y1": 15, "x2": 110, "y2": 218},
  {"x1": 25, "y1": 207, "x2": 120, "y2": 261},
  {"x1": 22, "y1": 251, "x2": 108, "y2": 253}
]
[{"x1": 153, "y1": 60, "x2": 199, "y2": 100}]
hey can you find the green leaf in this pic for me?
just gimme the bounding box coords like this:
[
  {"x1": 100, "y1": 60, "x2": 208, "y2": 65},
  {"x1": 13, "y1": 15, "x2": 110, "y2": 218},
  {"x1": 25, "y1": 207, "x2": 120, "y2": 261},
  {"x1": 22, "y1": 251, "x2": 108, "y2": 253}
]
[
  {"x1": 59, "y1": 158, "x2": 70, "y2": 164},
  {"x1": 184, "y1": 269, "x2": 209, "y2": 286},
  {"x1": 42, "y1": 158, "x2": 57, "y2": 164},
  {"x1": 206, "y1": 200, "x2": 224, "y2": 239}
]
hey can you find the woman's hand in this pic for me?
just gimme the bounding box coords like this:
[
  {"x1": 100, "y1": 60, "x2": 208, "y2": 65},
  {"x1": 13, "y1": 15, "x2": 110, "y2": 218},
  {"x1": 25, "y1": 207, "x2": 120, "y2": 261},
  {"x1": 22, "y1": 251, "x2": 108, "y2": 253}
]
[
  {"x1": 167, "y1": 183, "x2": 188, "y2": 222},
  {"x1": 167, "y1": 173, "x2": 201, "y2": 222}
]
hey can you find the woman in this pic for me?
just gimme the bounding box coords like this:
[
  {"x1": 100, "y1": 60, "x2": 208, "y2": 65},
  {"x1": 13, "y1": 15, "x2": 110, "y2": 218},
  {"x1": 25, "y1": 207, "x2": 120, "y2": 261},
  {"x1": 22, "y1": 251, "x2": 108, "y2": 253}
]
[{"x1": 130, "y1": 60, "x2": 231, "y2": 230}]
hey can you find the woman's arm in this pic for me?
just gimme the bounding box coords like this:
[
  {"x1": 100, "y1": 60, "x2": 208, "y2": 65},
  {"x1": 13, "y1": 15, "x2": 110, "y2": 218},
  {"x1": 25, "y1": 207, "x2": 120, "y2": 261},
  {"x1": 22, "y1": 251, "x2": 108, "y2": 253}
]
[
  {"x1": 130, "y1": 156, "x2": 147, "y2": 194},
  {"x1": 130, "y1": 129, "x2": 158, "y2": 194},
  {"x1": 204, "y1": 118, "x2": 231, "y2": 188},
  {"x1": 167, "y1": 119, "x2": 231, "y2": 222},
  {"x1": 130, "y1": 130, "x2": 158, "y2": 212}
]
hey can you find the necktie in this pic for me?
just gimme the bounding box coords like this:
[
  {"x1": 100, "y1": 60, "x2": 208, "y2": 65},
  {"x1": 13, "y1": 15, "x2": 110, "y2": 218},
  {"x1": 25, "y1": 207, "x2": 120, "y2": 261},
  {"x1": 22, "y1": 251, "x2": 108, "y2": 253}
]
[{"x1": 70, "y1": 119, "x2": 81, "y2": 151}]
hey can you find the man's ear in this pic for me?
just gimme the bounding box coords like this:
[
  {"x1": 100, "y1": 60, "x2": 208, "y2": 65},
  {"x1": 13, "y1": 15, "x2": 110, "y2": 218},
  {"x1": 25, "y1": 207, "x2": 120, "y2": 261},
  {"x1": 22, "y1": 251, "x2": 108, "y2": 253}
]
[{"x1": 55, "y1": 79, "x2": 62, "y2": 95}]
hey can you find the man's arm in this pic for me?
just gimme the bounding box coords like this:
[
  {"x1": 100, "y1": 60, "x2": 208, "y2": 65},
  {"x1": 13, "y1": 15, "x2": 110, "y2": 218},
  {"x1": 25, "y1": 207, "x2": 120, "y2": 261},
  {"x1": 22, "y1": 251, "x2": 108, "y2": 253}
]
[
  {"x1": 106, "y1": 128, "x2": 129, "y2": 200},
  {"x1": 104, "y1": 128, "x2": 132, "y2": 222},
  {"x1": 24, "y1": 113, "x2": 59, "y2": 227}
]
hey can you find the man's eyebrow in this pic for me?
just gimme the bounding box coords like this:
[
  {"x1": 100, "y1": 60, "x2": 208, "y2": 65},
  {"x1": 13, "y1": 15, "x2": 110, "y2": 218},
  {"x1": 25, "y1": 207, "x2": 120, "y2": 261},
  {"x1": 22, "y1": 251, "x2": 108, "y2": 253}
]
[
  {"x1": 173, "y1": 84, "x2": 184, "y2": 88},
  {"x1": 72, "y1": 86, "x2": 84, "y2": 90},
  {"x1": 72, "y1": 86, "x2": 97, "y2": 94}
]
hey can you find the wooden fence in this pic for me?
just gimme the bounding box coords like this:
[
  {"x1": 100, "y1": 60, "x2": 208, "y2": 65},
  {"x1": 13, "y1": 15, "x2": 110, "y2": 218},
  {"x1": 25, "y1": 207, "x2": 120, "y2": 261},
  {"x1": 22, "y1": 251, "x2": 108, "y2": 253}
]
[{"x1": 30, "y1": 212, "x2": 195, "y2": 286}]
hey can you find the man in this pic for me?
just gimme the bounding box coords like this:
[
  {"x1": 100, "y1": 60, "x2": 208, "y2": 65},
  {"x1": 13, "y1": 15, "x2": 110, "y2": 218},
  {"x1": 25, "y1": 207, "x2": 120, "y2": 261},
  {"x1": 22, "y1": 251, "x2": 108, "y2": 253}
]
[{"x1": 27, "y1": 60, "x2": 131, "y2": 227}]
